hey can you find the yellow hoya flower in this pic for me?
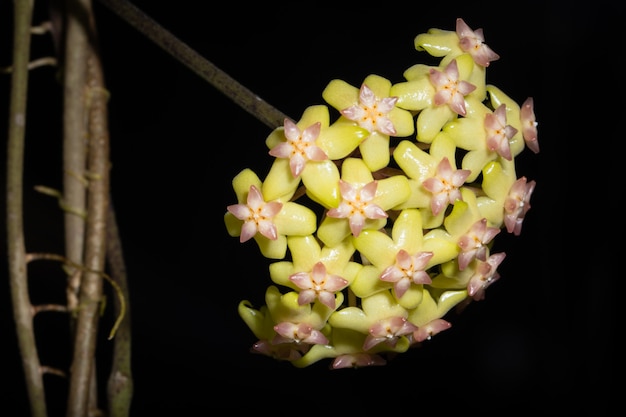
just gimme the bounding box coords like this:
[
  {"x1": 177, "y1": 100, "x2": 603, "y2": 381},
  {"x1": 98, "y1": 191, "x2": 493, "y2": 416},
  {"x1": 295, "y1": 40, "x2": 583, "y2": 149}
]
[
  {"x1": 351, "y1": 208, "x2": 456, "y2": 309},
  {"x1": 264, "y1": 105, "x2": 369, "y2": 207},
  {"x1": 322, "y1": 74, "x2": 414, "y2": 172},
  {"x1": 316, "y1": 157, "x2": 410, "y2": 247},
  {"x1": 224, "y1": 168, "x2": 317, "y2": 259},
  {"x1": 329, "y1": 291, "x2": 415, "y2": 353},
  {"x1": 393, "y1": 132, "x2": 469, "y2": 229},
  {"x1": 390, "y1": 54, "x2": 477, "y2": 143},
  {"x1": 268, "y1": 234, "x2": 362, "y2": 309}
]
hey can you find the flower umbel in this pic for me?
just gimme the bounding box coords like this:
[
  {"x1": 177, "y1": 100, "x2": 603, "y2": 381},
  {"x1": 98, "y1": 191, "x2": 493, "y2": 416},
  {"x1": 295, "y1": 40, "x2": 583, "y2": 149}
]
[
  {"x1": 226, "y1": 18, "x2": 540, "y2": 368},
  {"x1": 227, "y1": 185, "x2": 282, "y2": 243}
]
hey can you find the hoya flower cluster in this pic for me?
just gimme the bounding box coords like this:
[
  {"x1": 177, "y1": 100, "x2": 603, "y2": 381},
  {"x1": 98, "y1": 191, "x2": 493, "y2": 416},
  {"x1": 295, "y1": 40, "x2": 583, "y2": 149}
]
[{"x1": 224, "y1": 18, "x2": 538, "y2": 369}]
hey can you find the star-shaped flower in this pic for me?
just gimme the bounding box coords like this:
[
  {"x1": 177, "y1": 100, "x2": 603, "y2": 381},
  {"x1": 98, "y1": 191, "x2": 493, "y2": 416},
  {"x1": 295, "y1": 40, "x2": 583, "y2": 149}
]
[
  {"x1": 422, "y1": 156, "x2": 471, "y2": 216},
  {"x1": 486, "y1": 85, "x2": 540, "y2": 158},
  {"x1": 326, "y1": 179, "x2": 388, "y2": 238},
  {"x1": 323, "y1": 74, "x2": 414, "y2": 171},
  {"x1": 269, "y1": 234, "x2": 361, "y2": 308},
  {"x1": 520, "y1": 97, "x2": 539, "y2": 153},
  {"x1": 273, "y1": 321, "x2": 329, "y2": 345},
  {"x1": 352, "y1": 208, "x2": 456, "y2": 309},
  {"x1": 392, "y1": 133, "x2": 460, "y2": 228},
  {"x1": 391, "y1": 53, "x2": 476, "y2": 143},
  {"x1": 504, "y1": 176, "x2": 536, "y2": 236},
  {"x1": 227, "y1": 184, "x2": 282, "y2": 243},
  {"x1": 238, "y1": 285, "x2": 340, "y2": 362},
  {"x1": 363, "y1": 316, "x2": 419, "y2": 351},
  {"x1": 290, "y1": 327, "x2": 385, "y2": 369},
  {"x1": 411, "y1": 17, "x2": 498, "y2": 99},
  {"x1": 316, "y1": 157, "x2": 410, "y2": 247},
  {"x1": 444, "y1": 98, "x2": 518, "y2": 182},
  {"x1": 329, "y1": 291, "x2": 414, "y2": 353},
  {"x1": 467, "y1": 252, "x2": 506, "y2": 300},
  {"x1": 269, "y1": 118, "x2": 328, "y2": 178},
  {"x1": 224, "y1": 169, "x2": 317, "y2": 259},
  {"x1": 379, "y1": 250, "x2": 433, "y2": 299},
  {"x1": 264, "y1": 105, "x2": 368, "y2": 207},
  {"x1": 457, "y1": 218, "x2": 501, "y2": 270},
  {"x1": 409, "y1": 318, "x2": 452, "y2": 344},
  {"x1": 476, "y1": 158, "x2": 535, "y2": 235},
  {"x1": 289, "y1": 261, "x2": 349, "y2": 310},
  {"x1": 331, "y1": 352, "x2": 386, "y2": 369},
  {"x1": 429, "y1": 58, "x2": 477, "y2": 116},
  {"x1": 456, "y1": 18, "x2": 500, "y2": 67}
]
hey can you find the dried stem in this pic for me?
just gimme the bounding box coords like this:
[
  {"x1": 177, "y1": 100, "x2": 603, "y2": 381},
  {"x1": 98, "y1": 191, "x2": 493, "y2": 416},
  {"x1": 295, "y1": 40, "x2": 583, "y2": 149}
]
[
  {"x1": 6, "y1": 1, "x2": 48, "y2": 416},
  {"x1": 106, "y1": 200, "x2": 133, "y2": 417},
  {"x1": 63, "y1": 0, "x2": 90, "y2": 320},
  {"x1": 65, "y1": 0, "x2": 111, "y2": 414}
]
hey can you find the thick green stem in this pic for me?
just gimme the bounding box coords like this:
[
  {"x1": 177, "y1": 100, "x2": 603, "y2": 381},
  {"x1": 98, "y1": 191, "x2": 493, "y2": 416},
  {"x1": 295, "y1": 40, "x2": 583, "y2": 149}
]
[{"x1": 6, "y1": 1, "x2": 48, "y2": 417}]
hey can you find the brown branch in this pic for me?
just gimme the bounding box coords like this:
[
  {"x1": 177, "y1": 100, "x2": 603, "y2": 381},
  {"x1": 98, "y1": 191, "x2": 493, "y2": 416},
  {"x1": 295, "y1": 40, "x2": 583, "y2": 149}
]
[
  {"x1": 65, "y1": 0, "x2": 111, "y2": 415},
  {"x1": 106, "y1": 200, "x2": 133, "y2": 417},
  {"x1": 6, "y1": 1, "x2": 48, "y2": 416},
  {"x1": 62, "y1": 0, "x2": 90, "y2": 317}
]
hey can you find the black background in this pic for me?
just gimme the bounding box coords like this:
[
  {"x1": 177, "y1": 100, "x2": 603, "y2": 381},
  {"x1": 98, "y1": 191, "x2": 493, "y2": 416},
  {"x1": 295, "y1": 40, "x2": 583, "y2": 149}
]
[{"x1": 1, "y1": 1, "x2": 617, "y2": 415}]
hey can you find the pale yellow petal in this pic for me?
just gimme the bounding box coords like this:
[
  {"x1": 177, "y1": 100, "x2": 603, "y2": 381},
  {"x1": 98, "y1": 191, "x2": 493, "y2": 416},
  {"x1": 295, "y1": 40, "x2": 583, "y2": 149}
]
[
  {"x1": 388, "y1": 107, "x2": 415, "y2": 137},
  {"x1": 407, "y1": 288, "x2": 467, "y2": 326},
  {"x1": 414, "y1": 28, "x2": 461, "y2": 57},
  {"x1": 274, "y1": 202, "x2": 317, "y2": 236},
  {"x1": 350, "y1": 264, "x2": 391, "y2": 298},
  {"x1": 297, "y1": 104, "x2": 330, "y2": 129},
  {"x1": 462, "y1": 149, "x2": 495, "y2": 183},
  {"x1": 288, "y1": 235, "x2": 322, "y2": 271},
  {"x1": 403, "y1": 63, "x2": 431, "y2": 81},
  {"x1": 232, "y1": 168, "x2": 262, "y2": 202},
  {"x1": 391, "y1": 209, "x2": 424, "y2": 253},
  {"x1": 360, "y1": 132, "x2": 390, "y2": 172},
  {"x1": 254, "y1": 234, "x2": 287, "y2": 259},
  {"x1": 224, "y1": 212, "x2": 241, "y2": 237},
  {"x1": 317, "y1": 216, "x2": 352, "y2": 248},
  {"x1": 341, "y1": 158, "x2": 374, "y2": 184},
  {"x1": 238, "y1": 301, "x2": 274, "y2": 340},
  {"x1": 393, "y1": 140, "x2": 436, "y2": 181},
  {"x1": 361, "y1": 291, "x2": 408, "y2": 320},
  {"x1": 397, "y1": 285, "x2": 424, "y2": 310},
  {"x1": 318, "y1": 123, "x2": 368, "y2": 160},
  {"x1": 443, "y1": 188, "x2": 481, "y2": 237},
  {"x1": 390, "y1": 77, "x2": 433, "y2": 111},
  {"x1": 422, "y1": 228, "x2": 458, "y2": 266},
  {"x1": 375, "y1": 175, "x2": 411, "y2": 210},
  {"x1": 328, "y1": 306, "x2": 370, "y2": 333},
  {"x1": 362, "y1": 74, "x2": 392, "y2": 96},
  {"x1": 322, "y1": 79, "x2": 359, "y2": 110},
  {"x1": 319, "y1": 238, "x2": 356, "y2": 273},
  {"x1": 393, "y1": 179, "x2": 431, "y2": 210},
  {"x1": 353, "y1": 229, "x2": 396, "y2": 268},
  {"x1": 269, "y1": 261, "x2": 296, "y2": 288},
  {"x1": 417, "y1": 105, "x2": 455, "y2": 143},
  {"x1": 263, "y1": 158, "x2": 300, "y2": 202},
  {"x1": 301, "y1": 159, "x2": 340, "y2": 208}
]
